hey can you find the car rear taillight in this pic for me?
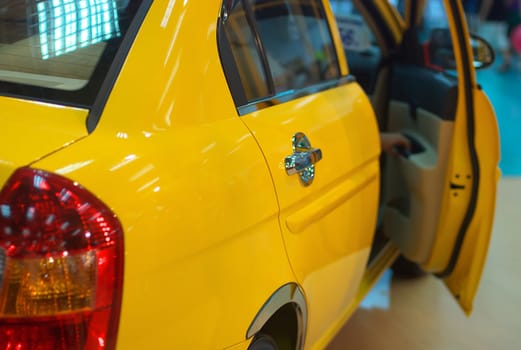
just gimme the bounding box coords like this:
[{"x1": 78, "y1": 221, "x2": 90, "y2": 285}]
[{"x1": 0, "y1": 167, "x2": 124, "y2": 350}]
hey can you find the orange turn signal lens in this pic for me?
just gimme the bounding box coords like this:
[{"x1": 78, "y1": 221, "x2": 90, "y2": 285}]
[{"x1": 0, "y1": 251, "x2": 96, "y2": 317}]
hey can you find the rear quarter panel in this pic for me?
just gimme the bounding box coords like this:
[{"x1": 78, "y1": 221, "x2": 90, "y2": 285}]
[{"x1": 34, "y1": 1, "x2": 296, "y2": 348}]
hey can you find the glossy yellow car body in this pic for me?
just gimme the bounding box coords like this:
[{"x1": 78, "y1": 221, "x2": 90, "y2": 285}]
[{"x1": 0, "y1": 0, "x2": 499, "y2": 349}]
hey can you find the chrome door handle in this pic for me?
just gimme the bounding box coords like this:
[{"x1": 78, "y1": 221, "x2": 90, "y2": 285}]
[
  {"x1": 284, "y1": 132, "x2": 322, "y2": 186},
  {"x1": 285, "y1": 148, "x2": 322, "y2": 175}
]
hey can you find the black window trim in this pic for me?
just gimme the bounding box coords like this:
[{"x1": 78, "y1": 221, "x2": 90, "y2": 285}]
[
  {"x1": 87, "y1": 0, "x2": 153, "y2": 133},
  {"x1": 217, "y1": 12, "x2": 249, "y2": 107},
  {"x1": 242, "y1": 0, "x2": 276, "y2": 95},
  {"x1": 237, "y1": 74, "x2": 356, "y2": 115}
]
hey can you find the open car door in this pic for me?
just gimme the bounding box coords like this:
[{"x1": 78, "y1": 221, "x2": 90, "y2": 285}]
[
  {"x1": 372, "y1": 0, "x2": 500, "y2": 314},
  {"x1": 333, "y1": 0, "x2": 499, "y2": 314}
]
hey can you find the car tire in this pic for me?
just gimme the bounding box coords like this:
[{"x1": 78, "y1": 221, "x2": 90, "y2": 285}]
[{"x1": 248, "y1": 334, "x2": 279, "y2": 350}]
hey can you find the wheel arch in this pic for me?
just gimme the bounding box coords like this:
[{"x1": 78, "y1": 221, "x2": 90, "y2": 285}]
[{"x1": 246, "y1": 283, "x2": 307, "y2": 350}]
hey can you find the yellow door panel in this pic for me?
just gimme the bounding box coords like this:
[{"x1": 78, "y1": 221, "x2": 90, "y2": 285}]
[
  {"x1": 434, "y1": 89, "x2": 500, "y2": 314},
  {"x1": 241, "y1": 82, "x2": 380, "y2": 347}
]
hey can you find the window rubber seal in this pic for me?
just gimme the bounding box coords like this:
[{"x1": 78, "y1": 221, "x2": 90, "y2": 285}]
[
  {"x1": 86, "y1": 0, "x2": 153, "y2": 133},
  {"x1": 435, "y1": 1, "x2": 480, "y2": 279}
]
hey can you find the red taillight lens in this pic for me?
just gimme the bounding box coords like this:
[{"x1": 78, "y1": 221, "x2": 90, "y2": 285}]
[{"x1": 0, "y1": 168, "x2": 124, "y2": 350}]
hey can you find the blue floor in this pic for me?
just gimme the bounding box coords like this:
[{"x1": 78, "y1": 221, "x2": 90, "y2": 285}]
[{"x1": 477, "y1": 60, "x2": 521, "y2": 176}]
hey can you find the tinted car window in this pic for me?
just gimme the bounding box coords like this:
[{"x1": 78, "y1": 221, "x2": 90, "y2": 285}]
[
  {"x1": 222, "y1": 1, "x2": 270, "y2": 102},
  {"x1": 251, "y1": 0, "x2": 340, "y2": 93},
  {"x1": 220, "y1": 0, "x2": 341, "y2": 107}
]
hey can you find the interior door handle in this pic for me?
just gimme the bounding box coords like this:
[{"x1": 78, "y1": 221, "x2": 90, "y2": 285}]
[{"x1": 284, "y1": 132, "x2": 322, "y2": 186}]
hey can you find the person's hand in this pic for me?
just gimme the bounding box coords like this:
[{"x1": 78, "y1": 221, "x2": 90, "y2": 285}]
[{"x1": 380, "y1": 132, "x2": 411, "y2": 156}]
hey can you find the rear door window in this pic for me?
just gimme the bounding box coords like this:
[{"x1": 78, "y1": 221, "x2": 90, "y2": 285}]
[
  {"x1": 220, "y1": 0, "x2": 341, "y2": 110},
  {"x1": 251, "y1": 0, "x2": 340, "y2": 93}
]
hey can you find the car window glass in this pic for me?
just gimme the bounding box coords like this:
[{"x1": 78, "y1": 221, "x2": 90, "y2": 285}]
[
  {"x1": 330, "y1": 0, "x2": 382, "y2": 93},
  {"x1": 419, "y1": 0, "x2": 450, "y2": 40},
  {"x1": 330, "y1": 0, "x2": 377, "y2": 54},
  {"x1": 418, "y1": 0, "x2": 457, "y2": 73},
  {"x1": 222, "y1": 1, "x2": 270, "y2": 102},
  {"x1": 250, "y1": 0, "x2": 340, "y2": 93},
  {"x1": 385, "y1": 0, "x2": 456, "y2": 73},
  {"x1": 0, "y1": 0, "x2": 124, "y2": 90},
  {"x1": 0, "y1": 0, "x2": 145, "y2": 106}
]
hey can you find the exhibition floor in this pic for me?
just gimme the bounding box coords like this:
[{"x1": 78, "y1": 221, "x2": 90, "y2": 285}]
[{"x1": 328, "y1": 178, "x2": 521, "y2": 350}]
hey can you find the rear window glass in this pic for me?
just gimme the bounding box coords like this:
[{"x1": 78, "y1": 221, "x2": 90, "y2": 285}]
[{"x1": 0, "y1": 0, "x2": 145, "y2": 107}]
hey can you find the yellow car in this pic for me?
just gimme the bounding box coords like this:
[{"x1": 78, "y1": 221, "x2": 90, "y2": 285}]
[{"x1": 0, "y1": 0, "x2": 499, "y2": 349}]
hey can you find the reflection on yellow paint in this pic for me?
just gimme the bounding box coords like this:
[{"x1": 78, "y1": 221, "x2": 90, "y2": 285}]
[
  {"x1": 36, "y1": 0, "x2": 121, "y2": 60},
  {"x1": 130, "y1": 164, "x2": 155, "y2": 182},
  {"x1": 109, "y1": 154, "x2": 138, "y2": 172},
  {"x1": 55, "y1": 160, "x2": 94, "y2": 174},
  {"x1": 117, "y1": 131, "x2": 129, "y2": 139},
  {"x1": 137, "y1": 177, "x2": 160, "y2": 192}
]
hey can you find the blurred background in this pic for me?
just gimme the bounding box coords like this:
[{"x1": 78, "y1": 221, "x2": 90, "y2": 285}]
[{"x1": 328, "y1": 1, "x2": 521, "y2": 349}]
